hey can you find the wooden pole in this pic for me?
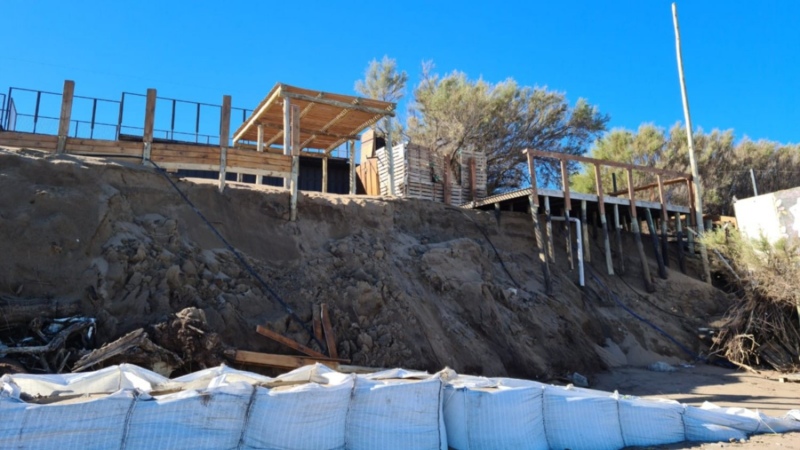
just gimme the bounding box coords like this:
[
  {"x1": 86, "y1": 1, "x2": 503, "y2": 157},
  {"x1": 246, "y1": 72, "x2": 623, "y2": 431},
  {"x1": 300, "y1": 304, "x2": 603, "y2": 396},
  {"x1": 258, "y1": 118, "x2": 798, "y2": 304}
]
[
  {"x1": 143, "y1": 88, "x2": 156, "y2": 163},
  {"x1": 657, "y1": 175, "x2": 670, "y2": 268},
  {"x1": 218, "y1": 95, "x2": 231, "y2": 193},
  {"x1": 283, "y1": 97, "x2": 291, "y2": 189},
  {"x1": 290, "y1": 104, "x2": 300, "y2": 221},
  {"x1": 256, "y1": 123, "x2": 264, "y2": 152},
  {"x1": 581, "y1": 200, "x2": 591, "y2": 263},
  {"x1": 672, "y1": 2, "x2": 711, "y2": 284},
  {"x1": 628, "y1": 168, "x2": 656, "y2": 292},
  {"x1": 686, "y1": 179, "x2": 695, "y2": 254},
  {"x1": 676, "y1": 213, "x2": 687, "y2": 273},
  {"x1": 594, "y1": 164, "x2": 614, "y2": 275},
  {"x1": 612, "y1": 173, "x2": 625, "y2": 275},
  {"x1": 385, "y1": 119, "x2": 395, "y2": 196},
  {"x1": 56, "y1": 80, "x2": 75, "y2": 153},
  {"x1": 349, "y1": 140, "x2": 356, "y2": 195},
  {"x1": 561, "y1": 159, "x2": 574, "y2": 270},
  {"x1": 544, "y1": 196, "x2": 555, "y2": 264},
  {"x1": 322, "y1": 156, "x2": 329, "y2": 193},
  {"x1": 525, "y1": 151, "x2": 552, "y2": 294},
  {"x1": 645, "y1": 208, "x2": 668, "y2": 279}
]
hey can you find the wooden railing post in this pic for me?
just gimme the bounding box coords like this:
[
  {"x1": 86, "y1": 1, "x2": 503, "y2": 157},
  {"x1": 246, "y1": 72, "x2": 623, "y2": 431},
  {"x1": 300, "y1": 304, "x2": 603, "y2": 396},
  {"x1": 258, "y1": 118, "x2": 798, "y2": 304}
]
[
  {"x1": 594, "y1": 164, "x2": 614, "y2": 275},
  {"x1": 142, "y1": 88, "x2": 156, "y2": 163},
  {"x1": 218, "y1": 95, "x2": 231, "y2": 192},
  {"x1": 56, "y1": 80, "x2": 75, "y2": 153},
  {"x1": 524, "y1": 150, "x2": 552, "y2": 294},
  {"x1": 628, "y1": 168, "x2": 656, "y2": 293}
]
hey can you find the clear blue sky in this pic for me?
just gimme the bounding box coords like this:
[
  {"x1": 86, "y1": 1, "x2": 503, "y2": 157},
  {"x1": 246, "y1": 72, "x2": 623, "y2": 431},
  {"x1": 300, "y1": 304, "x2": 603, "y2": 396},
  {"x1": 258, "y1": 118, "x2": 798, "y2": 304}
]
[{"x1": 3, "y1": 0, "x2": 798, "y2": 145}]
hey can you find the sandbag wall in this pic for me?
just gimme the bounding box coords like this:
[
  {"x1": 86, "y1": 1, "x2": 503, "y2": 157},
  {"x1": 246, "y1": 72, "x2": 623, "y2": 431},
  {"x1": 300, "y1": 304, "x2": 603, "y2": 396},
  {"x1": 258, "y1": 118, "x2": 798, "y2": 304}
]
[{"x1": 2, "y1": 364, "x2": 799, "y2": 450}]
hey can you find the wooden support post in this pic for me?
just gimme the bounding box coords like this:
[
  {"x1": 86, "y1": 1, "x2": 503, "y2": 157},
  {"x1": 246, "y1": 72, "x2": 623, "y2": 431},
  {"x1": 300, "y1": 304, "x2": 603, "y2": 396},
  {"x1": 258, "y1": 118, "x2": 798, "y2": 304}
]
[
  {"x1": 290, "y1": 104, "x2": 300, "y2": 221},
  {"x1": 525, "y1": 151, "x2": 552, "y2": 294},
  {"x1": 594, "y1": 165, "x2": 614, "y2": 275},
  {"x1": 385, "y1": 118, "x2": 395, "y2": 196},
  {"x1": 561, "y1": 160, "x2": 574, "y2": 270},
  {"x1": 218, "y1": 95, "x2": 231, "y2": 193},
  {"x1": 349, "y1": 140, "x2": 356, "y2": 195},
  {"x1": 676, "y1": 214, "x2": 687, "y2": 273},
  {"x1": 657, "y1": 175, "x2": 670, "y2": 268},
  {"x1": 645, "y1": 208, "x2": 668, "y2": 279},
  {"x1": 628, "y1": 168, "x2": 656, "y2": 292},
  {"x1": 56, "y1": 80, "x2": 75, "y2": 153},
  {"x1": 686, "y1": 179, "x2": 695, "y2": 254},
  {"x1": 312, "y1": 306, "x2": 324, "y2": 344},
  {"x1": 612, "y1": 173, "x2": 625, "y2": 275},
  {"x1": 469, "y1": 157, "x2": 477, "y2": 201},
  {"x1": 322, "y1": 156, "x2": 329, "y2": 193},
  {"x1": 236, "y1": 173, "x2": 243, "y2": 183},
  {"x1": 581, "y1": 200, "x2": 591, "y2": 263},
  {"x1": 544, "y1": 196, "x2": 555, "y2": 264},
  {"x1": 143, "y1": 88, "x2": 156, "y2": 163},
  {"x1": 283, "y1": 97, "x2": 291, "y2": 189},
  {"x1": 256, "y1": 123, "x2": 264, "y2": 152},
  {"x1": 320, "y1": 303, "x2": 338, "y2": 359}
]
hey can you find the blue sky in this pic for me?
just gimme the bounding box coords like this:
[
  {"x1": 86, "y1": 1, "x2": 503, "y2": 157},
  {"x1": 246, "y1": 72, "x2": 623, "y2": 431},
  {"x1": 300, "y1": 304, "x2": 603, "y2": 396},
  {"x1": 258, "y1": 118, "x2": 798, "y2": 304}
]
[{"x1": 2, "y1": 0, "x2": 799, "y2": 145}]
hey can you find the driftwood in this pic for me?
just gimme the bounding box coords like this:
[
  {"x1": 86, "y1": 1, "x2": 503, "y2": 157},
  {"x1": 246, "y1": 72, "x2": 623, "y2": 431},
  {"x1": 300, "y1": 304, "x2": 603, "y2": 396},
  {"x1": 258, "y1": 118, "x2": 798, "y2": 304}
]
[
  {"x1": 72, "y1": 328, "x2": 183, "y2": 374},
  {"x1": 0, "y1": 295, "x2": 82, "y2": 329}
]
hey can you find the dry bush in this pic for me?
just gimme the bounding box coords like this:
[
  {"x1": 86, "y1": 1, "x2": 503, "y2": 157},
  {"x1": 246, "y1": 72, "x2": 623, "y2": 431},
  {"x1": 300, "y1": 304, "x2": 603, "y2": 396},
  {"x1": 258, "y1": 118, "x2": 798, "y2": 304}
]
[{"x1": 702, "y1": 229, "x2": 800, "y2": 371}]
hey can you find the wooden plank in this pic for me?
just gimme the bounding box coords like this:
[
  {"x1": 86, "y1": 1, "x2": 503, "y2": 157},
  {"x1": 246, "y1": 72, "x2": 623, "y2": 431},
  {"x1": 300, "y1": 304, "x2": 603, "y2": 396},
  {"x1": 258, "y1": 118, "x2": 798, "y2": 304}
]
[
  {"x1": 282, "y1": 91, "x2": 395, "y2": 117},
  {"x1": 233, "y1": 350, "x2": 345, "y2": 370},
  {"x1": 608, "y1": 176, "x2": 688, "y2": 196},
  {"x1": 657, "y1": 175, "x2": 670, "y2": 269},
  {"x1": 255, "y1": 325, "x2": 327, "y2": 358},
  {"x1": 143, "y1": 89, "x2": 156, "y2": 144},
  {"x1": 312, "y1": 306, "x2": 324, "y2": 344},
  {"x1": 320, "y1": 303, "x2": 338, "y2": 359},
  {"x1": 219, "y1": 95, "x2": 231, "y2": 193},
  {"x1": 56, "y1": 80, "x2": 75, "y2": 153},
  {"x1": 232, "y1": 83, "x2": 283, "y2": 144},
  {"x1": 628, "y1": 168, "x2": 656, "y2": 292},
  {"x1": 525, "y1": 151, "x2": 552, "y2": 294},
  {"x1": 290, "y1": 103, "x2": 300, "y2": 221}
]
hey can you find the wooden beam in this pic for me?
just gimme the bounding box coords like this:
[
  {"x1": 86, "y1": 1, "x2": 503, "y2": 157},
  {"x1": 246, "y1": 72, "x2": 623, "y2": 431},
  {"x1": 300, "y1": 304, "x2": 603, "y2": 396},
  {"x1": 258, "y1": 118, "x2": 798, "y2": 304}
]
[
  {"x1": 544, "y1": 196, "x2": 555, "y2": 264},
  {"x1": 56, "y1": 80, "x2": 75, "y2": 153},
  {"x1": 560, "y1": 160, "x2": 573, "y2": 270},
  {"x1": 282, "y1": 91, "x2": 395, "y2": 117},
  {"x1": 232, "y1": 83, "x2": 283, "y2": 144},
  {"x1": 322, "y1": 156, "x2": 328, "y2": 193},
  {"x1": 255, "y1": 325, "x2": 327, "y2": 359},
  {"x1": 594, "y1": 164, "x2": 614, "y2": 275},
  {"x1": 290, "y1": 104, "x2": 300, "y2": 221},
  {"x1": 324, "y1": 113, "x2": 385, "y2": 153},
  {"x1": 256, "y1": 124, "x2": 264, "y2": 152},
  {"x1": 525, "y1": 151, "x2": 552, "y2": 294},
  {"x1": 608, "y1": 176, "x2": 688, "y2": 196},
  {"x1": 143, "y1": 88, "x2": 156, "y2": 162},
  {"x1": 612, "y1": 173, "x2": 625, "y2": 275},
  {"x1": 218, "y1": 94, "x2": 231, "y2": 193},
  {"x1": 657, "y1": 175, "x2": 670, "y2": 269},
  {"x1": 283, "y1": 97, "x2": 291, "y2": 189},
  {"x1": 320, "y1": 303, "x2": 338, "y2": 359},
  {"x1": 628, "y1": 168, "x2": 656, "y2": 292},
  {"x1": 581, "y1": 200, "x2": 591, "y2": 263},
  {"x1": 526, "y1": 149, "x2": 691, "y2": 180},
  {"x1": 349, "y1": 140, "x2": 356, "y2": 195},
  {"x1": 255, "y1": 121, "x2": 361, "y2": 143},
  {"x1": 312, "y1": 306, "x2": 324, "y2": 344},
  {"x1": 233, "y1": 350, "x2": 346, "y2": 370}
]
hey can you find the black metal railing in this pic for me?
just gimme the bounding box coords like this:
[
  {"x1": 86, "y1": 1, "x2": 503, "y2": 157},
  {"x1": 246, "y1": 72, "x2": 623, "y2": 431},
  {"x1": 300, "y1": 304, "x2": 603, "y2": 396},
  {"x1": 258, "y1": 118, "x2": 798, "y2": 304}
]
[{"x1": 3, "y1": 85, "x2": 252, "y2": 147}]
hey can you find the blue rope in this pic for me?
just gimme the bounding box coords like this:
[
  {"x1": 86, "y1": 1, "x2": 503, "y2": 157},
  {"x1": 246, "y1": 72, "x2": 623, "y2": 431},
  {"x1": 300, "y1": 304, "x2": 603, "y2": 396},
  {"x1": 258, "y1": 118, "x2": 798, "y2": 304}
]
[
  {"x1": 585, "y1": 264, "x2": 706, "y2": 362},
  {"x1": 147, "y1": 161, "x2": 326, "y2": 351}
]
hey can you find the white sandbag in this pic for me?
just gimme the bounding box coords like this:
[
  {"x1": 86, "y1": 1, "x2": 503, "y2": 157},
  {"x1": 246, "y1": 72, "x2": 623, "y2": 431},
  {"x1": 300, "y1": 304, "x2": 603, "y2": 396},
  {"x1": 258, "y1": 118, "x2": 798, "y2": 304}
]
[
  {"x1": 443, "y1": 376, "x2": 548, "y2": 450},
  {"x1": 0, "y1": 390, "x2": 135, "y2": 449},
  {"x1": 346, "y1": 371, "x2": 446, "y2": 450},
  {"x1": 684, "y1": 403, "x2": 750, "y2": 442},
  {"x1": 542, "y1": 385, "x2": 625, "y2": 450},
  {"x1": 124, "y1": 384, "x2": 252, "y2": 450},
  {"x1": 0, "y1": 363, "x2": 166, "y2": 396},
  {"x1": 242, "y1": 365, "x2": 354, "y2": 450},
  {"x1": 617, "y1": 396, "x2": 685, "y2": 447}
]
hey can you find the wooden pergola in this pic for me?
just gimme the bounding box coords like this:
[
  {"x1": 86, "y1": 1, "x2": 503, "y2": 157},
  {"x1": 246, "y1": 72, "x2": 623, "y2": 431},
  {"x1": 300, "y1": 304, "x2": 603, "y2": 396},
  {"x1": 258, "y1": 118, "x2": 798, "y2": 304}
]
[{"x1": 232, "y1": 84, "x2": 396, "y2": 219}]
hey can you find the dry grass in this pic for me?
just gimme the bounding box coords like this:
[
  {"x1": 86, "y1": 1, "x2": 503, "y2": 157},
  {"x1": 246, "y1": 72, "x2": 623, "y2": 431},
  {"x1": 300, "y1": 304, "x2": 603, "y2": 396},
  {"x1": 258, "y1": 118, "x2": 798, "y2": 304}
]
[{"x1": 702, "y1": 229, "x2": 800, "y2": 372}]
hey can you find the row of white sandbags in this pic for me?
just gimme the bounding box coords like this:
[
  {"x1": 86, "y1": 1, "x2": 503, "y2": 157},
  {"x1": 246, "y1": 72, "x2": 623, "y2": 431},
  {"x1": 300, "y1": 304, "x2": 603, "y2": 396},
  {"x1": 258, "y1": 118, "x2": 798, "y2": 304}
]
[
  {"x1": 3, "y1": 363, "x2": 800, "y2": 450},
  {"x1": 0, "y1": 364, "x2": 445, "y2": 450}
]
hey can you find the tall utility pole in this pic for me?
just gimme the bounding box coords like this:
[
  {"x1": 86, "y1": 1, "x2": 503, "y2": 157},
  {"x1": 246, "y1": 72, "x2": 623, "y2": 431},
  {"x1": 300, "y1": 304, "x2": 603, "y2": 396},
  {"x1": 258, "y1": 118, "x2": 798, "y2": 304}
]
[{"x1": 672, "y1": 2, "x2": 711, "y2": 283}]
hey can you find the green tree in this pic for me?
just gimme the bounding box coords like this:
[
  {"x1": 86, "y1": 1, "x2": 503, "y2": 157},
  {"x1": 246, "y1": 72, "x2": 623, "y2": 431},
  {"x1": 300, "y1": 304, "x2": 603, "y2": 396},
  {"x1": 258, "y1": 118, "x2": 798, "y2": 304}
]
[
  {"x1": 355, "y1": 56, "x2": 408, "y2": 142},
  {"x1": 408, "y1": 63, "x2": 609, "y2": 193}
]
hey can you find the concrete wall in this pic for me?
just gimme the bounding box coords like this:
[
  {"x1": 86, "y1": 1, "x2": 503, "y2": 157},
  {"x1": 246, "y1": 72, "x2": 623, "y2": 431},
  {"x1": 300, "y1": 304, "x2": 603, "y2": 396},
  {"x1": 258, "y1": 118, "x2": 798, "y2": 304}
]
[{"x1": 734, "y1": 186, "x2": 800, "y2": 243}]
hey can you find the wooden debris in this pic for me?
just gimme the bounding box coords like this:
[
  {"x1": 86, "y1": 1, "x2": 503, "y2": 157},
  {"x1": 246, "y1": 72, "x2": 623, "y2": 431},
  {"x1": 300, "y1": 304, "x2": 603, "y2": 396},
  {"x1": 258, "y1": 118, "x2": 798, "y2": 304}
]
[
  {"x1": 231, "y1": 350, "x2": 348, "y2": 370},
  {"x1": 320, "y1": 303, "x2": 338, "y2": 359},
  {"x1": 255, "y1": 325, "x2": 327, "y2": 359},
  {"x1": 72, "y1": 328, "x2": 183, "y2": 374}
]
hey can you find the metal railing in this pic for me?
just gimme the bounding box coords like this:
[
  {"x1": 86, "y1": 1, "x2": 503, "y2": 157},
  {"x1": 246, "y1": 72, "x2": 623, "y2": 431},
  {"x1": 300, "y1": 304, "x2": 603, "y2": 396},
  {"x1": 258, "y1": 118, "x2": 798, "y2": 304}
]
[{"x1": 2, "y1": 86, "x2": 252, "y2": 147}]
